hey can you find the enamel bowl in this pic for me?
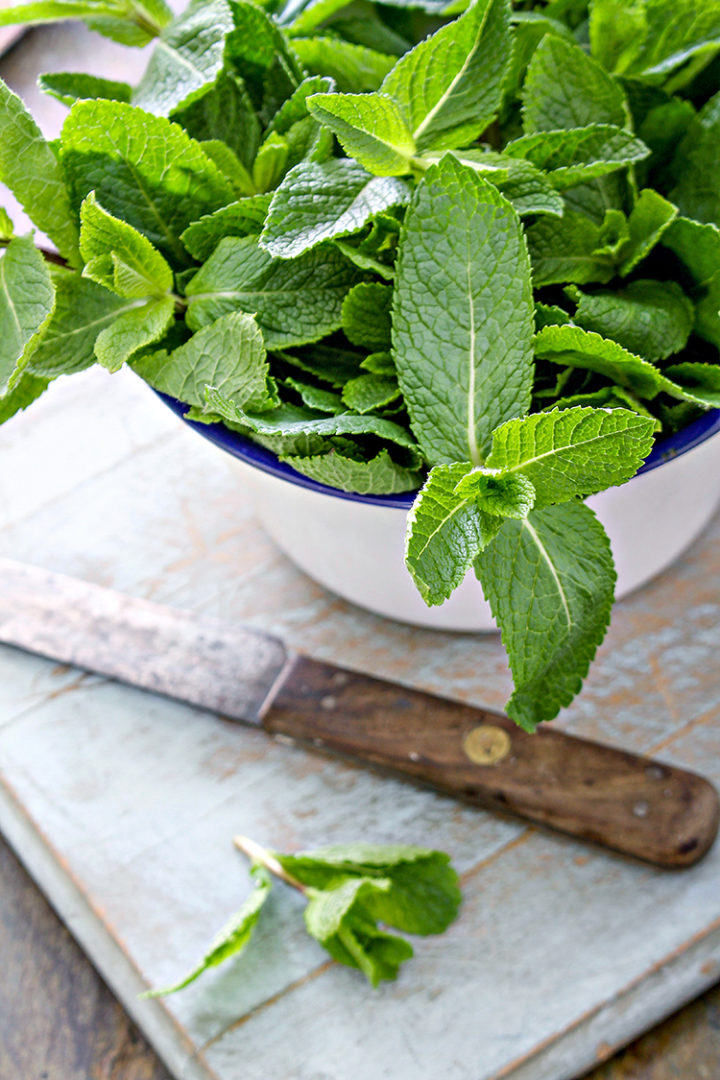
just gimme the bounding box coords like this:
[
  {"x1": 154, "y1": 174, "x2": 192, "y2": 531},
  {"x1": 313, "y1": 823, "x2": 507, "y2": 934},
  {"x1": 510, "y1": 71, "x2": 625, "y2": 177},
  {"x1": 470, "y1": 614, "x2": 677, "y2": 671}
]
[{"x1": 158, "y1": 393, "x2": 720, "y2": 632}]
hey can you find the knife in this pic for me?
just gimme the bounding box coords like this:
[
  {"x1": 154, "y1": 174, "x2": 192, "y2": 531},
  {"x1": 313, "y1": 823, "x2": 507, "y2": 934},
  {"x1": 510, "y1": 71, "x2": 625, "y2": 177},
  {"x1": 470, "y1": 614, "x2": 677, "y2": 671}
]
[{"x1": 0, "y1": 558, "x2": 717, "y2": 868}]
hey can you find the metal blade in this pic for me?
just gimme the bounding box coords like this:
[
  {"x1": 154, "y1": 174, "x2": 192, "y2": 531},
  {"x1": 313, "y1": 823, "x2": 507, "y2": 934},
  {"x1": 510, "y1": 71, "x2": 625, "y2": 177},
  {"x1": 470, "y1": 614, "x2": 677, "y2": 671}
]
[{"x1": 0, "y1": 559, "x2": 291, "y2": 724}]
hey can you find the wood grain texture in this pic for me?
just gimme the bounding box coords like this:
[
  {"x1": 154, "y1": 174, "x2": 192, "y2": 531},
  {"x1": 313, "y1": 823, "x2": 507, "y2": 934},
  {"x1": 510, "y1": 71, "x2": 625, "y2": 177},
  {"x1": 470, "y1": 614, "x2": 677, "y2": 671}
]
[{"x1": 267, "y1": 656, "x2": 720, "y2": 867}]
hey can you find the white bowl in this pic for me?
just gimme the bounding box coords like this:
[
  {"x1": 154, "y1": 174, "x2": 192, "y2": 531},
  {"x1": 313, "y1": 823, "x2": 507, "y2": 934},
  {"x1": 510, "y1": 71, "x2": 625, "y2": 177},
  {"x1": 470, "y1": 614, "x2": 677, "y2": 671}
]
[{"x1": 159, "y1": 395, "x2": 720, "y2": 632}]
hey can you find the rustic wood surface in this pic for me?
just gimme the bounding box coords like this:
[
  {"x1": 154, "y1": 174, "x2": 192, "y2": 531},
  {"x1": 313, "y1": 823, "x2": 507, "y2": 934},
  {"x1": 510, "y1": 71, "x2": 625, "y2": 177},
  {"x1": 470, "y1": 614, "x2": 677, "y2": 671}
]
[{"x1": 1, "y1": 23, "x2": 720, "y2": 1080}]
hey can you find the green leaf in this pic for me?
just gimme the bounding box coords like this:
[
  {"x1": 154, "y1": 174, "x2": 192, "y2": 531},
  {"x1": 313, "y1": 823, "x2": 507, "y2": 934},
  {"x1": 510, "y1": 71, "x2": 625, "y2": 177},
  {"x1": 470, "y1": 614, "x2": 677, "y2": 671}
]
[
  {"x1": 617, "y1": 188, "x2": 678, "y2": 276},
  {"x1": 308, "y1": 92, "x2": 415, "y2": 176},
  {"x1": 0, "y1": 371, "x2": 49, "y2": 425},
  {"x1": 663, "y1": 362, "x2": 720, "y2": 407},
  {"x1": 0, "y1": 78, "x2": 79, "y2": 264},
  {"x1": 426, "y1": 150, "x2": 564, "y2": 218},
  {"x1": 59, "y1": 100, "x2": 235, "y2": 265},
  {"x1": 380, "y1": 0, "x2": 512, "y2": 152},
  {"x1": 93, "y1": 295, "x2": 175, "y2": 372},
  {"x1": 624, "y1": 0, "x2": 720, "y2": 78},
  {"x1": 476, "y1": 502, "x2": 616, "y2": 730},
  {"x1": 662, "y1": 215, "x2": 720, "y2": 347},
  {"x1": 341, "y1": 373, "x2": 400, "y2": 413},
  {"x1": 79, "y1": 192, "x2": 173, "y2": 299},
  {"x1": 453, "y1": 469, "x2": 536, "y2": 518},
  {"x1": 170, "y1": 70, "x2": 261, "y2": 171},
  {"x1": 281, "y1": 447, "x2": 421, "y2": 493},
  {"x1": 292, "y1": 37, "x2": 396, "y2": 93},
  {"x1": 283, "y1": 375, "x2": 343, "y2": 413},
  {"x1": 141, "y1": 866, "x2": 272, "y2": 998},
  {"x1": 261, "y1": 158, "x2": 410, "y2": 259},
  {"x1": 670, "y1": 93, "x2": 720, "y2": 227},
  {"x1": 277, "y1": 344, "x2": 364, "y2": 387},
  {"x1": 0, "y1": 0, "x2": 172, "y2": 46},
  {"x1": 19, "y1": 269, "x2": 127, "y2": 378},
  {"x1": 38, "y1": 72, "x2": 132, "y2": 108},
  {"x1": 589, "y1": 0, "x2": 646, "y2": 73},
  {"x1": 185, "y1": 236, "x2": 359, "y2": 347},
  {"x1": 132, "y1": 0, "x2": 234, "y2": 117},
  {"x1": 180, "y1": 195, "x2": 272, "y2": 262},
  {"x1": 569, "y1": 280, "x2": 694, "y2": 362},
  {"x1": 393, "y1": 155, "x2": 534, "y2": 466},
  {"x1": 341, "y1": 281, "x2": 392, "y2": 351},
  {"x1": 205, "y1": 388, "x2": 423, "y2": 459},
  {"x1": 0, "y1": 208, "x2": 13, "y2": 242},
  {"x1": 526, "y1": 211, "x2": 616, "y2": 287},
  {"x1": 505, "y1": 125, "x2": 650, "y2": 190},
  {"x1": 134, "y1": 312, "x2": 278, "y2": 411},
  {"x1": 0, "y1": 236, "x2": 54, "y2": 395},
  {"x1": 405, "y1": 462, "x2": 501, "y2": 606},
  {"x1": 225, "y1": 0, "x2": 303, "y2": 123},
  {"x1": 360, "y1": 350, "x2": 395, "y2": 375},
  {"x1": 534, "y1": 324, "x2": 720, "y2": 406},
  {"x1": 523, "y1": 33, "x2": 628, "y2": 135},
  {"x1": 479, "y1": 406, "x2": 655, "y2": 509}
]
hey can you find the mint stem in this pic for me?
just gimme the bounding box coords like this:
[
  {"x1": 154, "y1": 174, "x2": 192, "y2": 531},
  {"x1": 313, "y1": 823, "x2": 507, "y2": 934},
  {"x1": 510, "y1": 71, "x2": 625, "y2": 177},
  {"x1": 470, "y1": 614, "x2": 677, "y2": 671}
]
[{"x1": 234, "y1": 835, "x2": 309, "y2": 896}]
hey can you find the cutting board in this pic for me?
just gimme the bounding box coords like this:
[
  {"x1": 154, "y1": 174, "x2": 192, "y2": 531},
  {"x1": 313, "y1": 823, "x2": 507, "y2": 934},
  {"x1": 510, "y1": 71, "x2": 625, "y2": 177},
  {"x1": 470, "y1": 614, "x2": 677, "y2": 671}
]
[{"x1": 1, "y1": 365, "x2": 720, "y2": 1080}]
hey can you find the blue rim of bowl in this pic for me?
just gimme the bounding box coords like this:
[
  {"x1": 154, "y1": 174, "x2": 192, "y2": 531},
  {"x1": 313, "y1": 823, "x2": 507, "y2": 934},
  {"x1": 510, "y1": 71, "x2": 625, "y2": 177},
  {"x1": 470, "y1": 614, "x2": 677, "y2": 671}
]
[{"x1": 156, "y1": 390, "x2": 720, "y2": 510}]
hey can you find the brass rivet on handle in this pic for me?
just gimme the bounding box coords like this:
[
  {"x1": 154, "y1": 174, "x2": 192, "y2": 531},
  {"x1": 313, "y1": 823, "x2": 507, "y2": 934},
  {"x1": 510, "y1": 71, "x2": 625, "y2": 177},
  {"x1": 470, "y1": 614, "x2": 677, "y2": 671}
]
[{"x1": 463, "y1": 725, "x2": 511, "y2": 766}]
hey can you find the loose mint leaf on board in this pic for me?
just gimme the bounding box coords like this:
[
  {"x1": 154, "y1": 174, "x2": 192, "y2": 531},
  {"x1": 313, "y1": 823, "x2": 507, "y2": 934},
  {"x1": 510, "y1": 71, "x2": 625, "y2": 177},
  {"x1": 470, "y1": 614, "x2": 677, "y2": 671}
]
[
  {"x1": 522, "y1": 33, "x2": 629, "y2": 133},
  {"x1": 93, "y1": 295, "x2": 175, "y2": 372},
  {"x1": 60, "y1": 100, "x2": 235, "y2": 265},
  {"x1": 482, "y1": 406, "x2": 655, "y2": 509},
  {"x1": 132, "y1": 0, "x2": 235, "y2": 117},
  {"x1": 292, "y1": 38, "x2": 396, "y2": 93},
  {"x1": 205, "y1": 388, "x2": 423, "y2": 459},
  {"x1": 569, "y1": 280, "x2": 694, "y2": 362},
  {"x1": 342, "y1": 373, "x2": 400, "y2": 413},
  {"x1": 281, "y1": 447, "x2": 421, "y2": 494},
  {"x1": 170, "y1": 71, "x2": 261, "y2": 171},
  {"x1": 38, "y1": 72, "x2": 132, "y2": 108},
  {"x1": 393, "y1": 155, "x2": 534, "y2": 466},
  {"x1": 505, "y1": 125, "x2": 649, "y2": 190},
  {"x1": 617, "y1": 189, "x2": 678, "y2": 276},
  {"x1": 185, "y1": 236, "x2": 359, "y2": 347},
  {"x1": 19, "y1": 269, "x2": 127, "y2": 379},
  {"x1": 79, "y1": 193, "x2": 173, "y2": 299},
  {"x1": 0, "y1": 236, "x2": 54, "y2": 395},
  {"x1": 670, "y1": 93, "x2": 720, "y2": 227},
  {"x1": 307, "y1": 92, "x2": 416, "y2": 176},
  {"x1": 180, "y1": 196, "x2": 272, "y2": 262},
  {"x1": 476, "y1": 502, "x2": 616, "y2": 730},
  {"x1": 405, "y1": 462, "x2": 501, "y2": 606},
  {"x1": 526, "y1": 212, "x2": 616, "y2": 287},
  {"x1": 341, "y1": 282, "x2": 392, "y2": 351},
  {"x1": 261, "y1": 159, "x2": 410, "y2": 259},
  {"x1": 0, "y1": 78, "x2": 79, "y2": 264},
  {"x1": 134, "y1": 312, "x2": 278, "y2": 411},
  {"x1": 140, "y1": 866, "x2": 272, "y2": 998},
  {"x1": 380, "y1": 0, "x2": 512, "y2": 152}
]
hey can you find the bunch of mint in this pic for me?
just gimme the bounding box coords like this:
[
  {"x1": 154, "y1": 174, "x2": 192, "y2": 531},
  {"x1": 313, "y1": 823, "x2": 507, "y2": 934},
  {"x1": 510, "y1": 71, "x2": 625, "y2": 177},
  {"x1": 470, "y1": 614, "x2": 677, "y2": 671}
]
[
  {"x1": 141, "y1": 837, "x2": 461, "y2": 992},
  {"x1": 1, "y1": 0, "x2": 720, "y2": 730}
]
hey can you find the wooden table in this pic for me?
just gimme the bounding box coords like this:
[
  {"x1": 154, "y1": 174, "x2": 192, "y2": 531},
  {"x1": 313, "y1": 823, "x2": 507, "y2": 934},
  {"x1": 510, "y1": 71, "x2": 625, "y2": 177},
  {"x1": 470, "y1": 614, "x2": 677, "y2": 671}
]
[{"x1": 1, "y1": 23, "x2": 720, "y2": 1080}]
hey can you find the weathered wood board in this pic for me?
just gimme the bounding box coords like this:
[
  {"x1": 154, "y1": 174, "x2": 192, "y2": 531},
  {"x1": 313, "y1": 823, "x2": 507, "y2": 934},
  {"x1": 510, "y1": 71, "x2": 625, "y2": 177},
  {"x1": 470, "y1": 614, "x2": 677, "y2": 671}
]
[{"x1": 1, "y1": 27, "x2": 720, "y2": 1080}]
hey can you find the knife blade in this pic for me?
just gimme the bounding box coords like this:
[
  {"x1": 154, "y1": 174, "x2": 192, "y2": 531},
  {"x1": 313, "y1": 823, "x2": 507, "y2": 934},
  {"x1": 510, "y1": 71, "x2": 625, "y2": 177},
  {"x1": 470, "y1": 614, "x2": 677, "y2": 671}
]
[{"x1": 0, "y1": 558, "x2": 717, "y2": 868}]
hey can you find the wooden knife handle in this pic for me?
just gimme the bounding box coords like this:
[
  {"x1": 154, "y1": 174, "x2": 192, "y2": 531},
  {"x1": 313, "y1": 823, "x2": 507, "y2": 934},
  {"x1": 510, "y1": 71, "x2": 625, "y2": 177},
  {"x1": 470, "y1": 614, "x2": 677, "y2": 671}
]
[{"x1": 265, "y1": 657, "x2": 719, "y2": 868}]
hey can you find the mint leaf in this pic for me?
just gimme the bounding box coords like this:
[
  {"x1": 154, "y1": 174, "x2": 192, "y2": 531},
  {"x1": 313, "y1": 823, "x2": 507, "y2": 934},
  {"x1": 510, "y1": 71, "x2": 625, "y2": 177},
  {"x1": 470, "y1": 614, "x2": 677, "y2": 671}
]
[
  {"x1": 38, "y1": 72, "x2": 132, "y2": 107},
  {"x1": 453, "y1": 470, "x2": 536, "y2": 518},
  {"x1": 569, "y1": 280, "x2": 694, "y2": 361},
  {"x1": 505, "y1": 125, "x2": 649, "y2": 190},
  {"x1": 589, "y1": 0, "x2": 647, "y2": 73},
  {"x1": 134, "y1": 312, "x2": 278, "y2": 411},
  {"x1": 141, "y1": 865, "x2": 272, "y2": 998},
  {"x1": 670, "y1": 93, "x2": 720, "y2": 226},
  {"x1": 308, "y1": 92, "x2": 415, "y2": 176},
  {"x1": 341, "y1": 373, "x2": 400, "y2": 413},
  {"x1": 132, "y1": 0, "x2": 234, "y2": 117},
  {"x1": 0, "y1": 78, "x2": 79, "y2": 264},
  {"x1": 476, "y1": 502, "x2": 616, "y2": 730},
  {"x1": 0, "y1": 236, "x2": 54, "y2": 395},
  {"x1": 205, "y1": 389, "x2": 423, "y2": 460},
  {"x1": 180, "y1": 195, "x2": 272, "y2": 262},
  {"x1": 261, "y1": 159, "x2": 410, "y2": 259},
  {"x1": 185, "y1": 236, "x2": 359, "y2": 347},
  {"x1": 428, "y1": 150, "x2": 564, "y2": 218},
  {"x1": 380, "y1": 0, "x2": 512, "y2": 152},
  {"x1": 523, "y1": 33, "x2": 628, "y2": 133},
  {"x1": 481, "y1": 406, "x2": 655, "y2": 509},
  {"x1": 60, "y1": 100, "x2": 235, "y2": 265},
  {"x1": 225, "y1": 0, "x2": 303, "y2": 123},
  {"x1": 277, "y1": 344, "x2": 363, "y2": 387},
  {"x1": 341, "y1": 281, "x2": 392, "y2": 350},
  {"x1": 662, "y1": 215, "x2": 720, "y2": 347},
  {"x1": 79, "y1": 193, "x2": 173, "y2": 299},
  {"x1": 663, "y1": 362, "x2": 720, "y2": 407},
  {"x1": 393, "y1": 155, "x2": 534, "y2": 465},
  {"x1": 292, "y1": 37, "x2": 396, "y2": 93},
  {"x1": 284, "y1": 375, "x2": 343, "y2": 413},
  {"x1": 93, "y1": 295, "x2": 175, "y2": 372},
  {"x1": 624, "y1": 0, "x2": 720, "y2": 78},
  {"x1": 0, "y1": 208, "x2": 13, "y2": 242},
  {"x1": 405, "y1": 462, "x2": 501, "y2": 606},
  {"x1": 0, "y1": 371, "x2": 49, "y2": 425},
  {"x1": 0, "y1": 0, "x2": 172, "y2": 47},
  {"x1": 281, "y1": 448, "x2": 421, "y2": 493},
  {"x1": 526, "y1": 211, "x2": 616, "y2": 287},
  {"x1": 618, "y1": 188, "x2": 677, "y2": 276},
  {"x1": 171, "y1": 71, "x2": 261, "y2": 171}
]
